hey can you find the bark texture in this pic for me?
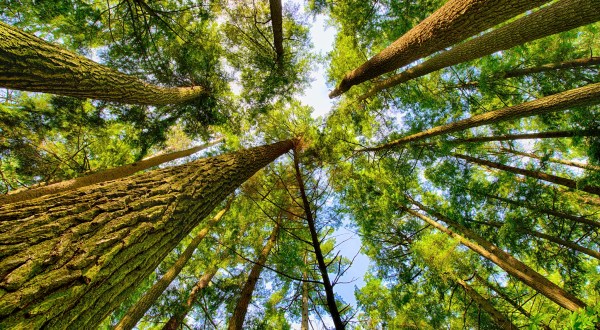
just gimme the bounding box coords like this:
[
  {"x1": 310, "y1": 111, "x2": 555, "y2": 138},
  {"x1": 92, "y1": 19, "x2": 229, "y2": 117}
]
[
  {"x1": 0, "y1": 21, "x2": 205, "y2": 105},
  {"x1": 455, "y1": 153, "x2": 600, "y2": 196},
  {"x1": 162, "y1": 266, "x2": 219, "y2": 330},
  {"x1": 329, "y1": 0, "x2": 550, "y2": 97},
  {"x1": 228, "y1": 223, "x2": 280, "y2": 330},
  {"x1": 0, "y1": 138, "x2": 224, "y2": 205},
  {"x1": 0, "y1": 140, "x2": 294, "y2": 329},
  {"x1": 358, "y1": 0, "x2": 600, "y2": 101},
  {"x1": 403, "y1": 197, "x2": 586, "y2": 311},
  {"x1": 269, "y1": 0, "x2": 284, "y2": 67},
  {"x1": 359, "y1": 82, "x2": 600, "y2": 152},
  {"x1": 455, "y1": 277, "x2": 517, "y2": 330},
  {"x1": 293, "y1": 149, "x2": 345, "y2": 330},
  {"x1": 114, "y1": 201, "x2": 231, "y2": 330}
]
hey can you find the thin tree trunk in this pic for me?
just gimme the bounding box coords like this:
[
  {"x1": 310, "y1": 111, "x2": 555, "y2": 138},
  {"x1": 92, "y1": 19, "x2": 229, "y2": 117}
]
[
  {"x1": 162, "y1": 266, "x2": 219, "y2": 330},
  {"x1": 228, "y1": 223, "x2": 280, "y2": 330},
  {"x1": 358, "y1": 0, "x2": 600, "y2": 101},
  {"x1": 447, "y1": 56, "x2": 600, "y2": 90},
  {"x1": 403, "y1": 196, "x2": 586, "y2": 311},
  {"x1": 497, "y1": 148, "x2": 600, "y2": 172},
  {"x1": 455, "y1": 277, "x2": 518, "y2": 330},
  {"x1": 0, "y1": 138, "x2": 224, "y2": 205},
  {"x1": 482, "y1": 193, "x2": 600, "y2": 229},
  {"x1": 114, "y1": 200, "x2": 232, "y2": 330},
  {"x1": 0, "y1": 140, "x2": 294, "y2": 329},
  {"x1": 301, "y1": 252, "x2": 310, "y2": 330},
  {"x1": 0, "y1": 21, "x2": 205, "y2": 105},
  {"x1": 358, "y1": 82, "x2": 600, "y2": 152},
  {"x1": 471, "y1": 219, "x2": 600, "y2": 260},
  {"x1": 413, "y1": 129, "x2": 600, "y2": 147},
  {"x1": 328, "y1": 0, "x2": 549, "y2": 97},
  {"x1": 455, "y1": 153, "x2": 600, "y2": 196},
  {"x1": 269, "y1": 0, "x2": 284, "y2": 68},
  {"x1": 293, "y1": 149, "x2": 345, "y2": 329}
]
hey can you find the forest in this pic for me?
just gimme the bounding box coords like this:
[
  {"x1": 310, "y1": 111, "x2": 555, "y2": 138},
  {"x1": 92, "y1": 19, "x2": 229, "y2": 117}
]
[{"x1": 0, "y1": 0, "x2": 600, "y2": 329}]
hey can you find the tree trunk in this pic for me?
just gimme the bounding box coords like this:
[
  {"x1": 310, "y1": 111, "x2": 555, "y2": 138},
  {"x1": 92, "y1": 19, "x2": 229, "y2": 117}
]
[
  {"x1": 455, "y1": 153, "x2": 600, "y2": 196},
  {"x1": 0, "y1": 140, "x2": 294, "y2": 329},
  {"x1": 293, "y1": 149, "x2": 345, "y2": 329},
  {"x1": 482, "y1": 193, "x2": 600, "y2": 229},
  {"x1": 0, "y1": 21, "x2": 205, "y2": 105},
  {"x1": 269, "y1": 0, "x2": 284, "y2": 68},
  {"x1": 301, "y1": 270, "x2": 310, "y2": 330},
  {"x1": 0, "y1": 138, "x2": 224, "y2": 205},
  {"x1": 328, "y1": 0, "x2": 549, "y2": 97},
  {"x1": 403, "y1": 197, "x2": 586, "y2": 311},
  {"x1": 446, "y1": 56, "x2": 600, "y2": 90},
  {"x1": 497, "y1": 148, "x2": 600, "y2": 172},
  {"x1": 228, "y1": 223, "x2": 280, "y2": 330},
  {"x1": 114, "y1": 200, "x2": 232, "y2": 330},
  {"x1": 413, "y1": 129, "x2": 600, "y2": 147},
  {"x1": 162, "y1": 266, "x2": 219, "y2": 330},
  {"x1": 359, "y1": 82, "x2": 600, "y2": 152},
  {"x1": 455, "y1": 277, "x2": 518, "y2": 330},
  {"x1": 358, "y1": 0, "x2": 600, "y2": 101},
  {"x1": 471, "y1": 219, "x2": 600, "y2": 260}
]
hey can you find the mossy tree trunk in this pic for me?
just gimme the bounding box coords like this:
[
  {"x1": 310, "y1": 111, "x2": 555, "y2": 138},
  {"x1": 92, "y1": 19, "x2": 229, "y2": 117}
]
[
  {"x1": 0, "y1": 140, "x2": 294, "y2": 329},
  {"x1": 329, "y1": 0, "x2": 550, "y2": 97},
  {"x1": 0, "y1": 21, "x2": 206, "y2": 105}
]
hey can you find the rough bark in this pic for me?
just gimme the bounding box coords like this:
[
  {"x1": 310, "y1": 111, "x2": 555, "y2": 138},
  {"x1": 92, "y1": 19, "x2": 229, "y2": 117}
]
[
  {"x1": 455, "y1": 153, "x2": 600, "y2": 196},
  {"x1": 114, "y1": 200, "x2": 232, "y2": 330},
  {"x1": 0, "y1": 138, "x2": 224, "y2": 205},
  {"x1": 413, "y1": 129, "x2": 600, "y2": 147},
  {"x1": 359, "y1": 82, "x2": 600, "y2": 152},
  {"x1": 162, "y1": 266, "x2": 219, "y2": 330},
  {"x1": 0, "y1": 21, "x2": 205, "y2": 105},
  {"x1": 403, "y1": 197, "x2": 586, "y2": 311},
  {"x1": 269, "y1": 0, "x2": 284, "y2": 67},
  {"x1": 228, "y1": 223, "x2": 280, "y2": 330},
  {"x1": 482, "y1": 193, "x2": 600, "y2": 229},
  {"x1": 293, "y1": 149, "x2": 345, "y2": 329},
  {"x1": 498, "y1": 148, "x2": 600, "y2": 172},
  {"x1": 358, "y1": 0, "x2": 600, "y2": 101},
  {"x1": 328, "y1": 0, "x2": 550, "y2": 97},
  {"x1": 455, "y1": 277, "x2": 517, "y2": 330},
  {"x1": 0, "y1": 140, "x2": 294, "y2": 329}
]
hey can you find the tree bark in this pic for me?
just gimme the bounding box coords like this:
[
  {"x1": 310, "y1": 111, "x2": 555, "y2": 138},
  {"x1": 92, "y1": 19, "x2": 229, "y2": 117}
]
[
  {"x1": 228, "y1": 223, "x2": 280, "y2": 330},
  {"x1": 0, "y1": 140, "x2": 294, "y2": 329},
  {"x1": 328, "y1": 0, "x2": 550, "y2": 97},
  {"x1": 497, "y1": 148, "x2": 600, "y2": 172},
  {"x1": 0, "y1": 21, "x2": 206, "y2": 105},
  {"x1": 358, "y1": 0, "x2": 600, "y2": 101},
  {"x1": 358, "y1": 82, "x2": 600, "y2": 152},
  {"x1": 293, "y1": 149, "x2": 345, "y2": 329},
  {"x1": 403, "y1": 196, "x2": 586, "y2": 311},
  {"x1": 162, "y1": 266, "x2": 219, "y2": 330},
  {"x1": 114, "y1": 200, "x2": 232, "y2": 330},
  {"x1": 269, "y1": 0, "x2": 284, "y2": 68},
  {"x1": 455, "y1": 277, "x2": 518, "y2": 330},
  {"x1": 0, "y1": 138, "x2": 224, "y2": 205},
  {"x1": 413, "y1": 129, "x2": 600, "y2": 147},
  {"x1": 301, "y1": 269, "x2": 309, "y2": 330},
  {"x1": 482, "y1": 193, "x2": 600, "y2": 229},
  {"x1": 455, "y1": 153, "x2": 600, "y2": 196}
]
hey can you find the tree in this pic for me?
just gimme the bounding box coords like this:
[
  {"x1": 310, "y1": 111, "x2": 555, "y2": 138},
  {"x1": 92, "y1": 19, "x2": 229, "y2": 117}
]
[{"x1": 0, "y1": 140, "x2": 293, "y2": 329}]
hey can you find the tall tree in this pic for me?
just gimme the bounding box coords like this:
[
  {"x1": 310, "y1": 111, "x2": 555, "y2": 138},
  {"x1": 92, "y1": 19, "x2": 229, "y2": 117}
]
[
  {"x1": 0, "y1": 140, "x2": 293, "y2": 329},
  {"x1": 357, "y1": 0, "x2": 600, "y2": 101},
  {"x1": 328, "y1": 0, "x2": 550, "y2": 97},
  {"x1": 0, "y1": 21, "x2": 205, "y2": 105}
]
